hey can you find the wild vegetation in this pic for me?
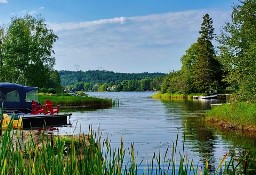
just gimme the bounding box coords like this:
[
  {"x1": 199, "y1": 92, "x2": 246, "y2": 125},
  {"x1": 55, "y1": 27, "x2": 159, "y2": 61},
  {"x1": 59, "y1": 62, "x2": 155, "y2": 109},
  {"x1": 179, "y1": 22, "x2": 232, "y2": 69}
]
[
  {"x1": 0, "y1": 124, "x2": 252, "y2": 174},
  {"x1": 206, "y1": 102, "x2": 256, "y2": 131},
  {"x1": 205, "y1": 0, "x2": 256, "y2": 132},
  {"x1": 38, "y1": 93, "x2": 113, "y2": 109},
  {"x1": 60, "y1": 70, "x2": 165, "y2": 92}
]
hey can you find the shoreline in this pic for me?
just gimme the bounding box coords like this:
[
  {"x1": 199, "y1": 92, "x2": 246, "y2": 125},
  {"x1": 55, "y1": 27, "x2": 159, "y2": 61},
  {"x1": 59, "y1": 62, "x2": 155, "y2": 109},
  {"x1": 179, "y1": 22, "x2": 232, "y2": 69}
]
[{"x1": 206, "y1": 117, "x2": 256, "y2": 136}]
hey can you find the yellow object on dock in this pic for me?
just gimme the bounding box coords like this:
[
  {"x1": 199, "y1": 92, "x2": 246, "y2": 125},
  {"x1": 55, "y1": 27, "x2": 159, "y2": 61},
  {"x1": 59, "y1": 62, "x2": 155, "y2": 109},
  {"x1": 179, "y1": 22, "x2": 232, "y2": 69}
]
[{"x1": 1, "y1": 114, "x2": 23, "y2": 129}]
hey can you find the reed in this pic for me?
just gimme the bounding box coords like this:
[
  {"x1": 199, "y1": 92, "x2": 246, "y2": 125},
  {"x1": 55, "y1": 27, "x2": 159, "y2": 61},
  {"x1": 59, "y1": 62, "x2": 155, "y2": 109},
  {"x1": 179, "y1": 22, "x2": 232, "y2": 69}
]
[{"x1": 0, "y1": 124, "x2": 252, "y2": 174}]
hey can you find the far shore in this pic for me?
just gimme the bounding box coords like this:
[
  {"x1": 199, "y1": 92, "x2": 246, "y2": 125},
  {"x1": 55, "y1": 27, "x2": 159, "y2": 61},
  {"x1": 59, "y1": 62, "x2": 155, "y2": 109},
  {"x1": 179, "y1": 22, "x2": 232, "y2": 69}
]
[{"x1": 206, "y1": 117, "x2": 256, "y2": 136}]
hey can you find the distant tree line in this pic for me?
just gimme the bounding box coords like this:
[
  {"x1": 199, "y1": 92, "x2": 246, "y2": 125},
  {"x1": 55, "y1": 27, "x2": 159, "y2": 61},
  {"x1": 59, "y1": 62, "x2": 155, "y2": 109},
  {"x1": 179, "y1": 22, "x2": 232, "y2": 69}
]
[
  {"x1": 161, "y1": 0, "x2": 256, "y2": 102},
  {"x1": 0, "y1": 15, "x2": 62, "y2": 93},
  {"x1": 59, "y1": 70, "x2": 165, "y2": 92}
]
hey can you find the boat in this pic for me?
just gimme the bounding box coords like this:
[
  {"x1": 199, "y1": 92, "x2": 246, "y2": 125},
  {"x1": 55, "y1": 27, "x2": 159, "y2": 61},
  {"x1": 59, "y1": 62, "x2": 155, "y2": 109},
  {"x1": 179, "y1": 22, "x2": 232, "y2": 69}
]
[
  {"x1": 193, "y1": 94, "x2": 225, "y2": 100},
  {"x1": 200, "y1": 94, "x2": 218, "y2": 99},
  {"x1": 0, "y1": 82, "x2": 38, "y2": 113},
  {"x1": 0, "y1": 82, "x2": 71, "y2": 129}
]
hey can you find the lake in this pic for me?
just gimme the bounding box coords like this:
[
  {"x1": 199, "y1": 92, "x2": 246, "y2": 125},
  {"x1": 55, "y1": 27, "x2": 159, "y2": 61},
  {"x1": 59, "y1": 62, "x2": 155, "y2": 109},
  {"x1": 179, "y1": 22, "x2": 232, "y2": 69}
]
[{"x1": 57, "y1": 92, "x2": 256, "y2": 173}]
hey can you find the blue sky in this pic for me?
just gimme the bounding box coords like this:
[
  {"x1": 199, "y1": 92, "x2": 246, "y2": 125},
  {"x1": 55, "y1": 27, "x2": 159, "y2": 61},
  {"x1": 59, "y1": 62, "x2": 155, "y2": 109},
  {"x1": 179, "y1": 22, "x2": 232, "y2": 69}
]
[{"x1": 0, "y1": 0, "x2": 238, "y2": 73}]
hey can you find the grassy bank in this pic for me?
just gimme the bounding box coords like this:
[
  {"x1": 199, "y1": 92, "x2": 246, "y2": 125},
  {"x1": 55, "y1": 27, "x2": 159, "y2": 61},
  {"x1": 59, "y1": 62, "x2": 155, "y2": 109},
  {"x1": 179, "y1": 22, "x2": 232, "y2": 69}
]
[
  {"x1": 206, "y1": 102, "x2": 256, "y2": 132},
  {"x1": 152, "y1": 92, "x2": 204, "y2": 100},
  {"x1": 38, "y1": 93, "x2": 113, "y2": 109},
  {"x1": 0, "y1": 125, "x2": 251, "y2": 174}
]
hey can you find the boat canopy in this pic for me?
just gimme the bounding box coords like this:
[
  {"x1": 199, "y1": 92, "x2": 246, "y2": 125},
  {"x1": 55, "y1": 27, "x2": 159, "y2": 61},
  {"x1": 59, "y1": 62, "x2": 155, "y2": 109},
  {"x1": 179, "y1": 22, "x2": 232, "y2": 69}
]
[{"x1": 0, "y1": 82, "x2": 38, "y2": 113}]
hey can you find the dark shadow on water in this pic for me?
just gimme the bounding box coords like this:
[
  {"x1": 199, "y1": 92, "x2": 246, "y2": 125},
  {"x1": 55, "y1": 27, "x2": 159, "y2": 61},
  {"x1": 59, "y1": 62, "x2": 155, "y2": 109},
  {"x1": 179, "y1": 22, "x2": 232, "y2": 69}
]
[
  {"x1": 161, "y1": 100, "x2": 218, "y2": 172},
  {"x1": 160, "y1": 99, "x2": 256, "y2": 173}
]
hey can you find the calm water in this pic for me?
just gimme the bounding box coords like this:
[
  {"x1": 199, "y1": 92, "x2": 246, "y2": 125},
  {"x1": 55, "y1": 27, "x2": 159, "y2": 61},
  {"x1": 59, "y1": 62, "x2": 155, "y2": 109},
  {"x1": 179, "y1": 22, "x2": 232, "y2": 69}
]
[{"x1": 58, "y1": 92, "x2": 256, "y2": 172}]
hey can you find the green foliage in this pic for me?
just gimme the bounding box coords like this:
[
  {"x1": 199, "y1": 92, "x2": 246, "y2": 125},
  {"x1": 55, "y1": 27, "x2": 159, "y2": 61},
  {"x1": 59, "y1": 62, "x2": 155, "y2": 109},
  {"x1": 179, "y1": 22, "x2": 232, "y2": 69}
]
[
  {"x1": 48, "y1": 70, "x2": 62, "y2": 93},
  {"x1": 98, "y1": 83, "x2": 107, "y2": 92},
  {"x1": 217, "y1": 0, "x2": 256, "y2": 101},
  {"x1": 162, "y1": 14, "x2": 225, "y2": 95},
  {"x1": 180, "y1": 43, "x2": 198, "y2": 94},
  {"x1": 191, "y1": 14, "x2": 224, "y2": 94},
  {"x1": 0, "y1": 15, "x2": 60, "y2": 90},
  {"x1": 47, "y1": 88, "x2": 57, "y2": 94},
  {"x1": 60, "y1": 70, "x2": 165, "y2": 92},
  {"x1": 161, "y1": 71, "x2": 185, "y2": 94}
]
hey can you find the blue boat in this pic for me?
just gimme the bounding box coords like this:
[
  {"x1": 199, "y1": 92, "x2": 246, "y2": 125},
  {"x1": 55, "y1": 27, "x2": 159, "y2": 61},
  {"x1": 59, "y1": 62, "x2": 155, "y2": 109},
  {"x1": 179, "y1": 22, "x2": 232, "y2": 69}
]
[
  {"x1": 0, "y1": 82, "x2": 71, "y2": 128},
  {"x1": 0, "y1": 82, "x2": 38, "y2": 113}
]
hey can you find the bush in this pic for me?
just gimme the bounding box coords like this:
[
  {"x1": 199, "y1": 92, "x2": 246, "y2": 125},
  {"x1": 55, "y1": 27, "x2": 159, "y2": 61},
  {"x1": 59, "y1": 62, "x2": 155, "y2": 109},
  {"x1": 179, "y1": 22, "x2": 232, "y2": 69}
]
[{"x1": 48, "y1": 88, "x2": 57, "y2": 94}]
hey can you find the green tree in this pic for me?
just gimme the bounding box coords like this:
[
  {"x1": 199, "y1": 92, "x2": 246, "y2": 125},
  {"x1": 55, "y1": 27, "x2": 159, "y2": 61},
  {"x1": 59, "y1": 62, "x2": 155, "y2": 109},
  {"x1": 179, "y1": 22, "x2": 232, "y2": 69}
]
[
  {"x1": 73, "y1": 82, "x2": 84, "y2": 91},
  {"x1": 180, "y1": 43, "x2": 199, "y2": 94},
  {"x1": 98, "y1": 83, "x2": 107, "y2": 92},
  {"x1": 48, "y1": 70, "x2": 62, "y2": 93},
  {"x1": 218, "y1": 0, "x2": 256, "y2": 101},
  {"x1": 192, "y1": 14, "x2": 223, "y2": 94},
  {"x1": 161, "y1": 71, "x2": 184, "y2": 94},
  {"x1": 139, "y1": 79, "x2": 151, "y2": 91},
  {"x1": 1, "y1": 15, "x2": 58, "y2": 87},
  {"x1": 83, "y1": 82, "x2": 92, "y2": 92}
]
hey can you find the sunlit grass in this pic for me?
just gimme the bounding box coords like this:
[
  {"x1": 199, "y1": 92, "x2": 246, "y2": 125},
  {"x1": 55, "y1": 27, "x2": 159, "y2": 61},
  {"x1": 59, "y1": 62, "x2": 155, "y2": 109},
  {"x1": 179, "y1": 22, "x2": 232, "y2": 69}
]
[
  {"x1": 38, "y1": 93, "x2": 113, "y2": 109},
  {"x1": 152, "y1": 93, "x2": 205, "y2": 100},
  {"x1": 206, "y1": 102, "x2": 256, "y2": 126}
]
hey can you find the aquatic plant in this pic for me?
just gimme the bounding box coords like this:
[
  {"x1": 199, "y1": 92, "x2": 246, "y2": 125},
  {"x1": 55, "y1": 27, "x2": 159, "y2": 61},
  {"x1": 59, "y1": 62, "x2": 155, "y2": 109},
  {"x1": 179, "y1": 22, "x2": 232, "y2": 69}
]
[{"x1": 0, "y1": 123, "x2": 253, "y2": 174}]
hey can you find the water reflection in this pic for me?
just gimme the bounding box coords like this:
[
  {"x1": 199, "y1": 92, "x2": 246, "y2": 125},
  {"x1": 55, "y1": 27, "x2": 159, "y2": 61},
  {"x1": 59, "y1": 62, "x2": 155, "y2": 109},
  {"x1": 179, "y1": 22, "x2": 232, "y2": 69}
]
[
  {"x1": 162, "y1": 99, "x2": 256, "y2": 173},
  {"x1": 161, "y1": 100, "x2": 220, "y2": 172},
  {"x1": 214, "y1": 128, "x2": 256, "y2": 173},
  {"x1": 57, "y1": 92, "x2": 256, "y2": 172}
]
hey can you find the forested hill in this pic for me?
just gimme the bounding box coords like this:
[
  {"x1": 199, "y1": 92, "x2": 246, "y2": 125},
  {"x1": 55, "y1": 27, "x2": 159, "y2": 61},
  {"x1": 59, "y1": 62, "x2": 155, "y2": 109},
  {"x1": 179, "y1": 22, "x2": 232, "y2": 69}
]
[
  {"x1": 59, "y1": 70, "x2": 166, "y2": 92},
  {"x1": 59, "y1": 70, "x2": 166, "y2": 86}
]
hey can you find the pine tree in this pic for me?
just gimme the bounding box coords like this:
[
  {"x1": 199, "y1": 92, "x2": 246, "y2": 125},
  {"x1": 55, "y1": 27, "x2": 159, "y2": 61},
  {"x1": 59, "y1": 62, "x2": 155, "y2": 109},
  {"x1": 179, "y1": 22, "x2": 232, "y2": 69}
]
[{"x1": 192, "y1": 14, "x2": 223, "y2": 94}]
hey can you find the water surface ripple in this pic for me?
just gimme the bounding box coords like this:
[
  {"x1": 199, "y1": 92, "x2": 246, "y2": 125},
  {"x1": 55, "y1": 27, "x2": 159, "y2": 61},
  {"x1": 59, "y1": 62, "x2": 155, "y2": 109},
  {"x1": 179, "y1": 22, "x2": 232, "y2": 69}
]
[{"x1": 58, "y1": 92, "x2": 255, "y2": 171}]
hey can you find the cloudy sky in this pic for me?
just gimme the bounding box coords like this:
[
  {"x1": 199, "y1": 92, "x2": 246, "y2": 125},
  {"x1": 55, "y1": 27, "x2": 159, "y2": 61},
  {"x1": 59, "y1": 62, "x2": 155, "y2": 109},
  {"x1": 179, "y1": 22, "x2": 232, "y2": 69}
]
[{"x1": 0, "y1": 0, "x2": 238, "y2": 73}]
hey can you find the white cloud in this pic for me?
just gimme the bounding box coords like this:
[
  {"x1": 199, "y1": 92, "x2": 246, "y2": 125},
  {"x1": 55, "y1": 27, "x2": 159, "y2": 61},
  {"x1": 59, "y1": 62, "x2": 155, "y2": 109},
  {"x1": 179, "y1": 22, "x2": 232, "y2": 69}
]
[
  {"x1": 52, "y1": 10, "x2": 231, "y2": 72},
  {"x1": 0, "y1": 0, "x2": 7, "y2": 3},
  {"x1": 19, "y1": 7, "x2": 45, "y2": 16},
  {"x1": 49, "y1": 17, "x2": 126, "y2": 32}
]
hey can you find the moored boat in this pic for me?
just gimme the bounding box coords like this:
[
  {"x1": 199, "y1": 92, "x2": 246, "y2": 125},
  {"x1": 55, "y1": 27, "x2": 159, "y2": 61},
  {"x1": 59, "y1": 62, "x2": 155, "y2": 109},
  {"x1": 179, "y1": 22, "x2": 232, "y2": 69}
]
[{"x1": 0, "y1": 82, "x2": 72, "y2": 128}]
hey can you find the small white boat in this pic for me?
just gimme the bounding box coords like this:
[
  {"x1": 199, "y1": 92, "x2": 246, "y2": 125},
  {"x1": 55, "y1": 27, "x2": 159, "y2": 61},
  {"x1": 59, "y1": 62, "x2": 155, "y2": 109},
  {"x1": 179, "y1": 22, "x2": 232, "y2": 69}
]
[{"x1": 200, "y1": 95, "x2": 218, "y2": 99}]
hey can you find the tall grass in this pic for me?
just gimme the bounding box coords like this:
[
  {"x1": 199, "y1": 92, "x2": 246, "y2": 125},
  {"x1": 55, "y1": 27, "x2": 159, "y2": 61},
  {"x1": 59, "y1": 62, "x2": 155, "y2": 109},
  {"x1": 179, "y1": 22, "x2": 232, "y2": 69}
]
[
  {"x1": 206, "y1": 102, "x2": 256, "y2": 126},
  {"x1": 38, "y1": 93, "x2": 113, "y2": 109},
  {"x1": 0, "y1": 123, "x2": 252, "y2": 174},
  {"x1": 152, "y1": 93, "x2": 205, "y2": 101}
]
